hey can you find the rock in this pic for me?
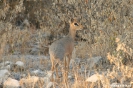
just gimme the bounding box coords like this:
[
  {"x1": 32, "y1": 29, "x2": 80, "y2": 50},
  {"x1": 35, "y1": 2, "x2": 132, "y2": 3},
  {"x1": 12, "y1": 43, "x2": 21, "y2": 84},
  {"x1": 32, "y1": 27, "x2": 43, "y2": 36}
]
[
  {"x1": 46, "y1": 82, "x2": 54, "y2": 88},
  {"x1": 20, "y1": 76, "x2": 39, "y2": 87},
  {"x1": 12, "y1": 73, "x2": 21, "y2": 80},
  {"x1": 30, "y1": 69, "x2": 46, "y2": 77},
  {"x1": 0, "y1": 69, "x2": 9, "y2": 78},
  {"x1": 0, "y1": 69, "x2": 10, "y2": 84},
  {"x1": 0, "y1": 61, "x2": 12, "y2": 69},
  {"x1": 20, "y1": 76, "x2": 39, "y2": 84},
  {"x1": 15, "y1": 61, "x2": 24, "y2": 67},
  {"x1": 5, "y1": 61, "x2": 12, "y2": 65},
  {"x1": 20, "y1": 76, "x2": 44, "y2": 88},
  {"x1": 86, "y1": 74, "x2": 103, "y2": 82},
  {"x1": 31, "y1": 69, "x2": 41, "y2": 74},
  {"x1": 3, "y1": 78, "x2": 20, "y2": 88},
  {"x1": 87, "y1": 56, "x2": 102, "y2": 69},
  {"x1": 1, "y1": 65, "x2": 11, "y2": 70},
  {"x1": 68, "y1": 75, "x2": 73, "y2": 79},
  {"x1": 11, "y1": 61, "x2": 25, "y2": 72},
  {"x1": 5, "y1": 65, "x2": 11, "y2": 69}
]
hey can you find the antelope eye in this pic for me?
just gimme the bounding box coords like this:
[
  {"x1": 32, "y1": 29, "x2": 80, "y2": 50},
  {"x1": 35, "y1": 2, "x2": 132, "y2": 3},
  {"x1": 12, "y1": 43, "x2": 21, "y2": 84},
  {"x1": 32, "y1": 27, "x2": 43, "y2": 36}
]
[{"x1": 74, "y1": 23, "x2": 79, "y2": 26}]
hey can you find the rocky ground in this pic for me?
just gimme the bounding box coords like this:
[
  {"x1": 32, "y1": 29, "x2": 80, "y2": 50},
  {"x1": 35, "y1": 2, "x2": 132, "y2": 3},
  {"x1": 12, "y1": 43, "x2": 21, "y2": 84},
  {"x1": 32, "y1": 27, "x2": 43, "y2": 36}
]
[
  {"x1": 0, "y1": 54, "x2": 132, "y2": 88},
  {"x1": 0, "y1": 55, "x2": 109, "y2": 88}
]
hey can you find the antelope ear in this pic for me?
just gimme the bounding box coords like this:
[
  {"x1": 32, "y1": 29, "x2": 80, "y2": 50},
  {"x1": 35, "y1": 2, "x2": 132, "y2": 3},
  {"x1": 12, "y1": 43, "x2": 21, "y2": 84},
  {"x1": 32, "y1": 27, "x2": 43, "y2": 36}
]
[{"x1": 69, "y1": 18, "x2": 74, "y2": 23}]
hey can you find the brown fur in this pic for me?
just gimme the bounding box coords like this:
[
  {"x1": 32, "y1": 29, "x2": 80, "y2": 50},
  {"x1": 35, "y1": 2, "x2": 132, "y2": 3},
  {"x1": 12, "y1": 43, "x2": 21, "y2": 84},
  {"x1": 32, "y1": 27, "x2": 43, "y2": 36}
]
[{"x1": 49, "y1": 18, "x2": 83, "y2": 80}]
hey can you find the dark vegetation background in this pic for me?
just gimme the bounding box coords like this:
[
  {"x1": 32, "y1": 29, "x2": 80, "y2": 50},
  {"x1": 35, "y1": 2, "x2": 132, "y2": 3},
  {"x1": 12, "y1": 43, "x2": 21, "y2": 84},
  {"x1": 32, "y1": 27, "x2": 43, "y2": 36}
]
[{"x1": 0, "y1": 0, "x2": 133, "y2": 64}]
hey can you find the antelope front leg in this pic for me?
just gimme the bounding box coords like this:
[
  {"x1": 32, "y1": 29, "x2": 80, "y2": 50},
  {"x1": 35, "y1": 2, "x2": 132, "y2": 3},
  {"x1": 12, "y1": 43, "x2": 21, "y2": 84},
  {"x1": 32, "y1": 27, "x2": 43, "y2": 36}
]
[
  {"x1": 63, "y1": 56, "x2": 69, "y2": 88},
  {"x1": 67, "y1": 54, "x2": 72, "y2": 72},
  {"x1": 51, "y1": 60, "x2": 54, "y2": 82}
]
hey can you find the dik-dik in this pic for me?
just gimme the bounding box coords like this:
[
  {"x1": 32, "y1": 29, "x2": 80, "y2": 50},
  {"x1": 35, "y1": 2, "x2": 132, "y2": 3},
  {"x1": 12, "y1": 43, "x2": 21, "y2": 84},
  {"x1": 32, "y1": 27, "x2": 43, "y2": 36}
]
[{"x1": 49, "y1": 18, "x2": 83, "y2": 80}]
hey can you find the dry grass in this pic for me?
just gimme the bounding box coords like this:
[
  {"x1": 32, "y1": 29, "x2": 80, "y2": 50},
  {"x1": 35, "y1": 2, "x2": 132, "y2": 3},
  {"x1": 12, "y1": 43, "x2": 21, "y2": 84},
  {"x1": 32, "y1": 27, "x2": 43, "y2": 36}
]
[{"x1": 0, "y1": 0, "x2": 133, "y2": 88}]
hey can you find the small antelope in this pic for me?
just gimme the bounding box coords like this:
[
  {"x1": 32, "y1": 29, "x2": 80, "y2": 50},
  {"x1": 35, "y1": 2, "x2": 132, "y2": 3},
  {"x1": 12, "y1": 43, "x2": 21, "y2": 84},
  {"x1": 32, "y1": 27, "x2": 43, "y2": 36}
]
[{"x1": 49, "y1": 18, "x2": 83, "y2": 80}]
